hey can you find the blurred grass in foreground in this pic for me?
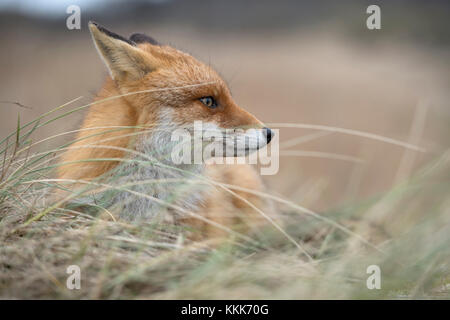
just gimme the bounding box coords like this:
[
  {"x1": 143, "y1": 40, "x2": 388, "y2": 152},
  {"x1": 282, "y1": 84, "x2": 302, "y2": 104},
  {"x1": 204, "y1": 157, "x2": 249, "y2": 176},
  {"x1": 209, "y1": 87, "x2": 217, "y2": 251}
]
[{"x1": 0, "y1": 97, "x2": 449, "y2": 299}]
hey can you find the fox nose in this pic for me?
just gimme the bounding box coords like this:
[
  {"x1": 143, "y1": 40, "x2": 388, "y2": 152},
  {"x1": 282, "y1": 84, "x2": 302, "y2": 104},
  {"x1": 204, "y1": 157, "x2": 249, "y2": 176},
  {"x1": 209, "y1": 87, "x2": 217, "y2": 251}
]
[{"x1": 263, "y1": 127, "x2": 274, "y2": 144}]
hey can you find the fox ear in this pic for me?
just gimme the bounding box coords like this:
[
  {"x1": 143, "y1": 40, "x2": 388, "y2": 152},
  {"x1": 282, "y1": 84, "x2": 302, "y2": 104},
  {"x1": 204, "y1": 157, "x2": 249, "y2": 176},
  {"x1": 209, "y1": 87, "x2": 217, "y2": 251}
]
[{"x1": 88, "y1": 21, "x2": 155, "y2": 81}]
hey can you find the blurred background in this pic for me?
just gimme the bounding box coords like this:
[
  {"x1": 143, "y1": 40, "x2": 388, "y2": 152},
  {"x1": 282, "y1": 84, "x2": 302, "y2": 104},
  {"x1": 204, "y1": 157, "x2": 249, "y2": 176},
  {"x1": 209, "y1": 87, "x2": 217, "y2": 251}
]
[{"x1": 0, "y1": 0, "x2": 449, "y2": 212}]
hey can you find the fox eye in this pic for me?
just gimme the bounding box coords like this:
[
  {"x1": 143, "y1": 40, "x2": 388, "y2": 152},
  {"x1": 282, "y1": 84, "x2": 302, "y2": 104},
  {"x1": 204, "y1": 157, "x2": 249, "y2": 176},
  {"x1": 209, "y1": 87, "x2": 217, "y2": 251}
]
[{"x1": 199, "y1": 96, "x2": 218, "y2": 109}]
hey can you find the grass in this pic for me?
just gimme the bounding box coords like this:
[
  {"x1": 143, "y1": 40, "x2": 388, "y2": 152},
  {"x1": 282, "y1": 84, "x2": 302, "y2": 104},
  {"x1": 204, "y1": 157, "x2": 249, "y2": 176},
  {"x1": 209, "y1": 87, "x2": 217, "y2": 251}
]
[{"x1": 0, "y1": 96, "x2": 449, "y2": 299}]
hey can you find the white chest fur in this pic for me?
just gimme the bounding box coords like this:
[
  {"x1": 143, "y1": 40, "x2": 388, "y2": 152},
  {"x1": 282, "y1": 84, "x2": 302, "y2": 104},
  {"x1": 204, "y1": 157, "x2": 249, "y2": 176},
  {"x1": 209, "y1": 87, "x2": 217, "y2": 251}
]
[{"x1": 105, "y1": 109, "x2": 208, "y2": 222}]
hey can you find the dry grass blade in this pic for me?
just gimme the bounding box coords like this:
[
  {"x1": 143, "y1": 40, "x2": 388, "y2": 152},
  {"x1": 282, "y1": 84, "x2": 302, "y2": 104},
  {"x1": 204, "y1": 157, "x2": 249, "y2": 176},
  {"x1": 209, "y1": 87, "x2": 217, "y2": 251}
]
[{"x1": 269, "y1": 123, "x2": 426, "y2": 152}]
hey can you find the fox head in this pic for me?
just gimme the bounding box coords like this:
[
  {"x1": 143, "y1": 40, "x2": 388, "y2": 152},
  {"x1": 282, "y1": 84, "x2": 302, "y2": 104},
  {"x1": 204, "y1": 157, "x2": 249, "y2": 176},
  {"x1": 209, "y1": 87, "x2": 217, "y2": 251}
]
[{"x1": 88, "y1": 22, "x2": 273, "y2": 160}]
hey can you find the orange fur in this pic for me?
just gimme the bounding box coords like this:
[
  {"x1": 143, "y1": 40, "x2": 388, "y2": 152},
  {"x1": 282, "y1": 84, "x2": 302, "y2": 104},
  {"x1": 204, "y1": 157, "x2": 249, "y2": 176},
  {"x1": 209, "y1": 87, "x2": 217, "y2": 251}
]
[{"x1": 57, "y1": 22, "x2": 274, "y2": 238}]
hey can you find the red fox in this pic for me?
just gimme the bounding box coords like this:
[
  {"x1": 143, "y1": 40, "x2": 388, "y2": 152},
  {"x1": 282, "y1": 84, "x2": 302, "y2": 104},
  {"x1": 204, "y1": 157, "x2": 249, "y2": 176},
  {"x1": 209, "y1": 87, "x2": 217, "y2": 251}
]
[{"x1": 57, "y1": 22, "x2": 275, "y2": 238}]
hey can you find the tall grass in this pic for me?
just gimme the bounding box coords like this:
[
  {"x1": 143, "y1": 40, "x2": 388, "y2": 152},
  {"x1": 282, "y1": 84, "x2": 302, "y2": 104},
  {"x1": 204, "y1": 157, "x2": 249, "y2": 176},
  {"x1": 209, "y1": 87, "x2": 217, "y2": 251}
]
[{"x1": 0, "y1": 95, "x2": 448, "y2": 299}]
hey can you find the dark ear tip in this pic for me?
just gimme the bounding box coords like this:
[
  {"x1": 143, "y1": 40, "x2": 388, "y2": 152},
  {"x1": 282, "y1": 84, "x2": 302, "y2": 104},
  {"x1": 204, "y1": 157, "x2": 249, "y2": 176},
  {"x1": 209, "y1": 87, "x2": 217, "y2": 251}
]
[
  {"x1": 89, "y1": 22, "x2": 134, "y2": 46},
  {"x1": 129, "y1": 33, "x2": 160, "y2": 46}
]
